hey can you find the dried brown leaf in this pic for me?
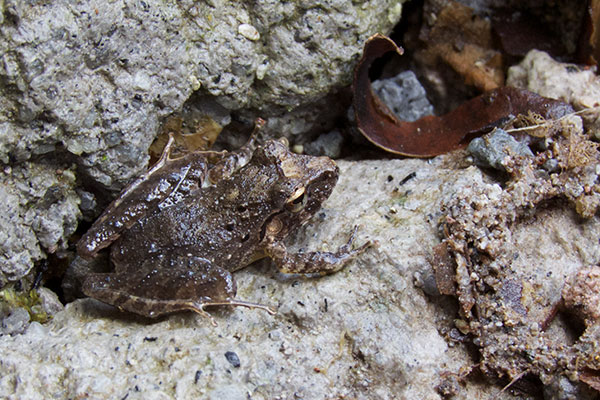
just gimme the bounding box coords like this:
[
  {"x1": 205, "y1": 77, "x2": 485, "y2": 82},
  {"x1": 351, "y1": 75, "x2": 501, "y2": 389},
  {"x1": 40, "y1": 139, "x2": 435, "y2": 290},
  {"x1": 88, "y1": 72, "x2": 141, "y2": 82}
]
[
  {"x1": 149, "y1": 115, "x2": 223, "y2": 162},
  {"x1": 353, "y1": 34, "x2": 575, "y2": 157}
]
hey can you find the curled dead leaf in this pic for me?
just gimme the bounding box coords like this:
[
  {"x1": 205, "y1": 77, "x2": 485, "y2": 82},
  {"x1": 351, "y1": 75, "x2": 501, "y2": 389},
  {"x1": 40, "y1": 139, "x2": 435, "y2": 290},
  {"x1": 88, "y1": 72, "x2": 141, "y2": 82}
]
[
  {"x1": 149, "y1": 115, "x2": 224, "y2": 162},
  {"x1": 353, "y1": 34, "x2": 574, "y2": 157},
  {"x1": 578, "y1": 0, "x2": 600, "y2": 66}
]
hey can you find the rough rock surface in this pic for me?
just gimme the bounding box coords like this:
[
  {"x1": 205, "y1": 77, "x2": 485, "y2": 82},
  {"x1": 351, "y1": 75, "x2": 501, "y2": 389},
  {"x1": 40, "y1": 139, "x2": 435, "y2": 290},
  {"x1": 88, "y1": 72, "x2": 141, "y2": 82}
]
[
  {"x1": 2, "y1": 5, "x2": 600, "y2": 399},
  {"x1": 0, "y1": 0, "x2": 405, "y2": 188},
  {"x1": 0, "y1": 288, "x2": 63, "y2": 335},
  {"x1": 3, "y1": 145, "x2": 599, "y2": 398},
  {"x1": 436, "y1": 113, "x2": 600, "y2": 398},
  {"x1": 303, "y1": 130, "x2": 345, "y2": 159},
  {"x1": 0, "y1": 156, "x2": 504, "y2": 400},
  {"x1": 372, "y1": 70, "x2": 434, "y2": 122},
  {"x1": 0, "y1": 162, "x2": 80, "y2": 286},
  {"x1": 467, "y1": 128, "x2": 533, "y2": 171}
]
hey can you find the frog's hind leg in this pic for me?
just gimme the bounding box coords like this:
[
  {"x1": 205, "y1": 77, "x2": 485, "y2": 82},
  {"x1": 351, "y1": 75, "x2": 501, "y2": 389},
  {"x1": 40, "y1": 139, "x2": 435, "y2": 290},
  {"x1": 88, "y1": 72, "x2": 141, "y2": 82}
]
[{"x1": 82, "y1": 256, "x2": 274, "y2": 325}]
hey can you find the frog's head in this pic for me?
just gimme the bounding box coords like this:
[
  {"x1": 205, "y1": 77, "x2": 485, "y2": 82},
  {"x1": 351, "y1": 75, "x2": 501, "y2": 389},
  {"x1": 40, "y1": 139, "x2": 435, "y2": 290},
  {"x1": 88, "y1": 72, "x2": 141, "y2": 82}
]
[{"x1": 259, "y1": 139, "x2": 339, "y2": 242}]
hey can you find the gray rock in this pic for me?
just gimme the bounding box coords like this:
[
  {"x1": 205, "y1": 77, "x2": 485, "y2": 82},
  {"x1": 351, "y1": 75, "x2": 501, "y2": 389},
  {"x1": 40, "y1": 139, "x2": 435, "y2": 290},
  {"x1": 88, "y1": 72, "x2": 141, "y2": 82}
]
[
  {"x1": 0, "y1": 163, "x2": 80, "y2": 286},
  {"x1": 303, "y1": 130, "x2": 344, "y2": 158},
  {"x1": 0, "y1": 307, "x2": 30, "y2": 336},
  {"x1": 0, "y1": 183, "x2": 42, "y2": 284},
  {"x1": 37, "y1": 288, "x2": 65, "y2": 318},
  {"x1": 0, "y1": 0, "x2": 405, "y2": 188},
  {"x1": 0, "y1": 288, "x2": 62, "y2": 335},
  {"x1": 372, "y1": 70, "x2": 434, "y2": 122},
  {"x1": 542, "y1": 158, "x2": 559, "y2": 173},
  {"x1": 467, "y1": 128, "x2": 534, "y2": 171}
]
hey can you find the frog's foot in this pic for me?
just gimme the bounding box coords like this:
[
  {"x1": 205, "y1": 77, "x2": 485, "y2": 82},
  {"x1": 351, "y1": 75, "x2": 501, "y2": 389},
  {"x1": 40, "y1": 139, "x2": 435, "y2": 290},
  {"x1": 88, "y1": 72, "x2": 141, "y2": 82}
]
[
  {"x1": 266, "y1": 225, "x2": 373, "y2": 275},
  {"x1": 185, "y1": 299, "x2": 276, "y2": 326}
]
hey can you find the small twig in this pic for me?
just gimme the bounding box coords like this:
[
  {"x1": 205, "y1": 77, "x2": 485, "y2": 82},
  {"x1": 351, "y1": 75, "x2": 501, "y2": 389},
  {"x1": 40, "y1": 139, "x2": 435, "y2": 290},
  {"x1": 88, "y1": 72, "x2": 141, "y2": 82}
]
[
  {"x1": 492, "y1": 370, "x2": 528, "y2": 399},
  {"x1": 505, "y1": 106, "x2": 600, "y2": 134}
]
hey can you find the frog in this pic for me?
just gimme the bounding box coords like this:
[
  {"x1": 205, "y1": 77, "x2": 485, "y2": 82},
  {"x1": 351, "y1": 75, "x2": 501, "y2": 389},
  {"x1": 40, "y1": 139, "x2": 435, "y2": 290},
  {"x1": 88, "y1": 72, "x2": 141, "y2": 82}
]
[{"x1": 77, "y1": 121, "x2": 371, "y2": 325}]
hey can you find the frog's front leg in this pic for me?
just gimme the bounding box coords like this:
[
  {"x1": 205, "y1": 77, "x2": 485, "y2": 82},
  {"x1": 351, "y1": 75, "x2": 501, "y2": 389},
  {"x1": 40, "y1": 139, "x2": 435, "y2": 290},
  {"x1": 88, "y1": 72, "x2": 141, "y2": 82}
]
[
  {"x1": 265, "y1": 227, "x2": 372, "y2": 275},
  {"x1": 82, "y1": 256, "x2": 274, "y2": 325}
]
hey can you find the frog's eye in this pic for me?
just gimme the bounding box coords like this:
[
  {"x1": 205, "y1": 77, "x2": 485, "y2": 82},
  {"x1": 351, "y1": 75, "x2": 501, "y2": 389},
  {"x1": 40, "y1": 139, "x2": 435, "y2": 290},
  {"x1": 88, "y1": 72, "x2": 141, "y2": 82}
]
[{"x1": 286, "y1": 187, "x2": 306, "y2": 213}]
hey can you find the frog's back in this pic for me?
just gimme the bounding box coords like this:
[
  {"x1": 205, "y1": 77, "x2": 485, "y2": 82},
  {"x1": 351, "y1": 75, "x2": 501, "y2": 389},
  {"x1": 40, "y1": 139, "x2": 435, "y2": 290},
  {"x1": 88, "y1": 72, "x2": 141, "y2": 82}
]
[{"x1": 111, "y1": 162, "x2": 283, "y2": 271}]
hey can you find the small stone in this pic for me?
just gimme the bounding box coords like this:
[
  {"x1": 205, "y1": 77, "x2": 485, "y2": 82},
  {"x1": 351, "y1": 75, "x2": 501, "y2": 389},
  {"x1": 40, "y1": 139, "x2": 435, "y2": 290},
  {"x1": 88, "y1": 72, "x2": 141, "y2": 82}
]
[
  {"x1": 238, "y1": 24, "x2": 260, "y2": 41},
  {"x1": 371, "y1": 71, "x2": 434, "y2": 122},
  {"x1": 303, "y1": 130, "x2": 344, "y2": 158},
  {"x1": 1, "y1": 307, "x2": 31, "y2": 335},
  {"x1": 132, "y1": 71, "x2": 151, "y2": 91},
  {"x1": 467, "y1": 128, "x2": 534, "y2": 171},
  {"x1": 37, "y1": 288, "x2": 64, "y2": 316},
  {"x1": 256, "y1": 61, "x2": 269, "y2": 80},
  {"x1": 25, "y1": 321, "x2": 47, "y2": 335},
  {"x1": 189, "y1": 75, "x2": 201, "y2": 91},
  {"x1": 32, "y1": 144, "x2": 56, "y2": 155},
  {"x1": 224, "y1": 351, "x2": 241, "y2": 368},
  {"x1": 77, "y1": 190, "x2": 97, "y2": 212},
  {"x1": 542, "y1": 158, "x2": 559, "y2": 173}
]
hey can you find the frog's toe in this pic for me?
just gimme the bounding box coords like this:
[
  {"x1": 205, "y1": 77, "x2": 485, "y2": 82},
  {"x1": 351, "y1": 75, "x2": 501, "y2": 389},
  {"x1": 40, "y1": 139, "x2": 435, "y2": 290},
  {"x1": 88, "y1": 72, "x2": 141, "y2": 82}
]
[
  {"x1": 185, "y1": 299, "x2": 275, "y2": 325},
  {"x1": 185, "y1": 302, "x2": 219, "y2": 326}
]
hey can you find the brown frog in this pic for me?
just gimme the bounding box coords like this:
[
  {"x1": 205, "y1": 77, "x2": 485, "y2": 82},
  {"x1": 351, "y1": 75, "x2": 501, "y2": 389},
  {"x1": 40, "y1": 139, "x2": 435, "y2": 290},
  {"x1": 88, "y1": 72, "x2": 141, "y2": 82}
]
[{"x1": 77, "y1": 123, "x2": 370, "y2": 324}]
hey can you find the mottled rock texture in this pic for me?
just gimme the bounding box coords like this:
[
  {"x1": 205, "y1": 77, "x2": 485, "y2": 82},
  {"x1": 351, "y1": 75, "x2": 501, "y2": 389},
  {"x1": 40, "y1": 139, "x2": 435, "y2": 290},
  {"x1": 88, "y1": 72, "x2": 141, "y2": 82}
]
[
  {"x1": 438, "y1": 114, "x2": 600, "y2": 397},
  {"x1": 372, "y1": 70, "x2": 434, "y2": 122},
  {"x1": 2, "y1": 3, "x2": 600, "y2": 398},
  {"x1": 0, "y1": 163, "x2": 80, "y2": 286},
  {"x1": 0, "y1": 157, "x2": 503, "y2": 400},
  {"x1": 0, "y1": 0, "x2": 404, "y2": 187}
]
